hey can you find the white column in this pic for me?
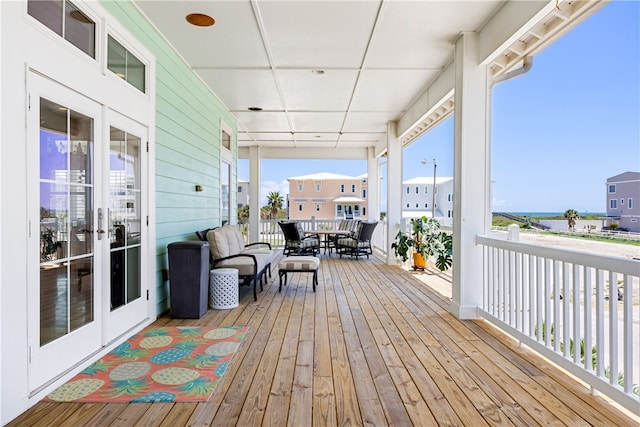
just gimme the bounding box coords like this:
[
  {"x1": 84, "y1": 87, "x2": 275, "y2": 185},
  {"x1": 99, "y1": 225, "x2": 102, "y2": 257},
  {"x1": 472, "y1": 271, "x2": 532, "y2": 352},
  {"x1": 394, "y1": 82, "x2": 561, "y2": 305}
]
[
  {"x1": 249, "y1": 146, "x2": 261, "y2": 243},
  {"x1": 385, "y1": 122, "x2": 402, "y2": 265},
  {"x1": 451, "y1": 32, "x2": 490, "y2": 319},
  {"x1": 367, "y1": 147, "x2": 379, "y2": 222}
]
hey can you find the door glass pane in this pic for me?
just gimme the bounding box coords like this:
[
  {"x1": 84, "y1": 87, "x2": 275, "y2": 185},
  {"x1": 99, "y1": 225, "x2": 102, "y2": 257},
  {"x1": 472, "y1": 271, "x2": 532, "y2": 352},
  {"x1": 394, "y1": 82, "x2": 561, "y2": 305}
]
[
  {"x1": 28, "y1": 0, "x2": 63, "y2": 35},
  {"x1": 107, "y1": 35, "x2": 145, "y2": 93},
  {"x1": 222, "y1": 162, "x2": 230, "y2": 225},
  {"x1": 64, "y1": 1, "x2": 95, "y2": 57},
  {"x1": 28, "y1": 0, "x2": 95, "y2": 58},
  {"x1": 127, "y1": 247, "x2": 141, "y2": 302},
  {"x1": 107, "y1": 36, "x2": 126, "y2": 81},
  {"x1": 110, "y1": 127, "x2": 141, "y2": 310},
  {"x1": 39, "y1": 98, "x2": 94, "y2": 346},
  {"x1": 40, "y1": 182, "x2": 67, "y2": 346}
]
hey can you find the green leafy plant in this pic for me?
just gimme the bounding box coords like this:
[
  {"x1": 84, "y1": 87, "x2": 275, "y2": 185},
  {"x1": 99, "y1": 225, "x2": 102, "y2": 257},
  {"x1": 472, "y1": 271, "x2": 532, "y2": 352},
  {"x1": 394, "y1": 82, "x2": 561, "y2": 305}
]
[{"x1": 392, "y1": 217, "x2": 452, "y2": 271}]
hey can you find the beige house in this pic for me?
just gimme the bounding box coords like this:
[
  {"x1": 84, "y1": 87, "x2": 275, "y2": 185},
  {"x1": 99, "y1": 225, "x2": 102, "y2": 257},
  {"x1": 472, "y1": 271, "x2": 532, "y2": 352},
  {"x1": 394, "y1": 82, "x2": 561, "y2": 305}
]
[{"x1": 287, "y1": 173, "x2": 369, "y2": 220}]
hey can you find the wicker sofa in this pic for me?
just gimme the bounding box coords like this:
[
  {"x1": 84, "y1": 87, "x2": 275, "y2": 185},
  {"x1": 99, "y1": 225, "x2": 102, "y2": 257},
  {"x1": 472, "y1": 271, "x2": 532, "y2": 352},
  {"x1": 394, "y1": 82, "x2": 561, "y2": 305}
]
[{"x1": 196, "y1": 225, "x2": 277, "y2": 301}]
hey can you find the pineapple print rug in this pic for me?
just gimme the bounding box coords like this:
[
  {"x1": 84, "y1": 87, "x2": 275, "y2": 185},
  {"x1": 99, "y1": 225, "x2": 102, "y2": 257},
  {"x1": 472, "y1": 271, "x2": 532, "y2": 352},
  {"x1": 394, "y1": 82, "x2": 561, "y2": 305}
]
[{"x1": 45, "y1": 325, "x2": 249, "y2": 403}]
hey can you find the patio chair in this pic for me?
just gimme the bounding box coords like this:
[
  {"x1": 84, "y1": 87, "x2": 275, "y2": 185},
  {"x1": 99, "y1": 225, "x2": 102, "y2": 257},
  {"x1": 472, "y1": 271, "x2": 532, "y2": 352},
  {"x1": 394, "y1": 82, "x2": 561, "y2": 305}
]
[
  {"x1": 278, "y1": 221, "x2": 320, "y2": 256},
  {"x1": 336, "y1": 221, "x2": 378, "y2": 259}
]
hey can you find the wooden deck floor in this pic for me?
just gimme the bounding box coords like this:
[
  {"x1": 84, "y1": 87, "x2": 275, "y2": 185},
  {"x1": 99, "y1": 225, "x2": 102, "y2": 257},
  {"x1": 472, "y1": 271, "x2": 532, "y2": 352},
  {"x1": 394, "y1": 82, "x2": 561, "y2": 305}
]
[{"x1": 10, "y1": 254, "x2": 638, "y2": 426}]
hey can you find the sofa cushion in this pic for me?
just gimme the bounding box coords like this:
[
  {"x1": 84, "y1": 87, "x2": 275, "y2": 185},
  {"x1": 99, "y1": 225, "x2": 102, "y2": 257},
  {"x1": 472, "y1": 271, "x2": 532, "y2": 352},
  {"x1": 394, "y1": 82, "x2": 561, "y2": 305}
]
[
  {"x1": 206, "y1": 228, "x2": 231, "y2": 259},
  {"x1": 215, "y1": 252, "x2": 270, "y2": 277},
  {"x1": 222, "y1": 225, "x2": 244, "y2": 255}
]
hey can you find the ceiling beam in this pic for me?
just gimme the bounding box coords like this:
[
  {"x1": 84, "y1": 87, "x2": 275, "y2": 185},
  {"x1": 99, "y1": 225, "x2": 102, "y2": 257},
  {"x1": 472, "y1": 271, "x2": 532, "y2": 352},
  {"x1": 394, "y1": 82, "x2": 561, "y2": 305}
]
[{"x1": 238, "y1": 146, "x2": 370, "y2": 160}]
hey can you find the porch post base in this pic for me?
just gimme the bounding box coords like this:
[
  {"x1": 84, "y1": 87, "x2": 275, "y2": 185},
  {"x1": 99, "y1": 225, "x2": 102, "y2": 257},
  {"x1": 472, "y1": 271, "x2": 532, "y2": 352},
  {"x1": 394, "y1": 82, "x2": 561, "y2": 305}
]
[{"x1": 449, "y1": 302, "x2": 480, "y2": 320}]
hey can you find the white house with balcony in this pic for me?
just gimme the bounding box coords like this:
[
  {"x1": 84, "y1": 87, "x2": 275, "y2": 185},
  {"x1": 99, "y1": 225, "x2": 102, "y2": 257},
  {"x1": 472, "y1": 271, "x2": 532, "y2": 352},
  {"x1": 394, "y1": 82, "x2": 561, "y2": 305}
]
[
  {"x1": 402, "y1": 176, "x2": 454, "y2": 226},
  {"x1": 237, "y1": 179, "x2": 250, "y2": 210}
]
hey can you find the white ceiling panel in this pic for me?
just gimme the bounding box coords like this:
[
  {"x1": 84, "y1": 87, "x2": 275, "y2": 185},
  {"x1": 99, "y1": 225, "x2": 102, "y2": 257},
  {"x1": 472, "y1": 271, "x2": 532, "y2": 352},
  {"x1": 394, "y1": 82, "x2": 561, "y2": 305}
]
[
  {"x1": 256, "y1": 1, "x2": 380, "y2": 68},
  {"x1": 294, "y1": 133, "x2": 340, "y2": 143},
  {"x1": 343, "y1": 112, "x2": 401, "y2": 133},
  {"x1": 289, "y1": 112, "x2": 346, "y2": 133},
  {"x1": 277, "y1": 69, "x2": 359, "y2": 111},
  {"x1": 239, "y1": 132, "x2": 294, "y2": 142},
  {"x1": 234, "y1": 111, "x2": 291, "y2": 132},
  {"x1": 351, "y1": 69, "x2": 441, "y2": 112},
  {"x1": 135, "y1": 1, "x2": 269, "y2": 68},
  {"x1": 195, "y1": 69, "x2": 282, "y2": 111}
]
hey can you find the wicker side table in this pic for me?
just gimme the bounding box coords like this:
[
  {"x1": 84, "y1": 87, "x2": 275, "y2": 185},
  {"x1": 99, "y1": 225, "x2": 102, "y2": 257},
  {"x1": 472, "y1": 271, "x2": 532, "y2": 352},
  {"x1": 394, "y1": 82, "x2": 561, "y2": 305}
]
[{"x1": 209, "y1": 268, "x2": 239, "y2": 309}]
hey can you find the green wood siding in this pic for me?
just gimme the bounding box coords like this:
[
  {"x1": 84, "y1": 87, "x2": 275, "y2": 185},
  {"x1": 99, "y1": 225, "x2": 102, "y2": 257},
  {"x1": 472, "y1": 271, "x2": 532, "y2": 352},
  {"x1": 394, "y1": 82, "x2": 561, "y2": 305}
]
[{"x1": 101, "y1": 1, "x2": 237, "y2": 315}]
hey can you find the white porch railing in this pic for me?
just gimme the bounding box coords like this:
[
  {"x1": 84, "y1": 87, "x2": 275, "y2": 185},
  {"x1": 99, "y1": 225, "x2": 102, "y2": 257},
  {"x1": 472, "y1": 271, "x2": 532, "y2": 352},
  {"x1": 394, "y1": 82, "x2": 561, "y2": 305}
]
[{"x1": 477, "y1": 234, "x2": 640, "y2": 413}]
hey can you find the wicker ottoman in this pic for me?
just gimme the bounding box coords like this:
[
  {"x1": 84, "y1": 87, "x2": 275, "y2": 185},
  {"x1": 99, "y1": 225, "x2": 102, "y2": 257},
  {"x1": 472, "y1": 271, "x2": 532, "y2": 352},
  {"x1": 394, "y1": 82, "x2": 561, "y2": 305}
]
[
  {"x1": 278, "y1": 256, "x2": 320, "y2": 292},
  {"x1": 209, "y1": 268, "x2": 239, "y2": 309}
]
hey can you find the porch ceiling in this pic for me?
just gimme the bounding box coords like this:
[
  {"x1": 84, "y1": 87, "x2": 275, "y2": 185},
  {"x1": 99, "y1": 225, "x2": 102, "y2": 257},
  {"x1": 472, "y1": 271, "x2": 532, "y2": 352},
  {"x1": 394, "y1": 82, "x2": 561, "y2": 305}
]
[
  {"x1": 133, "y1": 1, "x2": 604, "y2": 157},
  {"x1": 133, "y1": 0, "x2": 502, "y2": 151}
]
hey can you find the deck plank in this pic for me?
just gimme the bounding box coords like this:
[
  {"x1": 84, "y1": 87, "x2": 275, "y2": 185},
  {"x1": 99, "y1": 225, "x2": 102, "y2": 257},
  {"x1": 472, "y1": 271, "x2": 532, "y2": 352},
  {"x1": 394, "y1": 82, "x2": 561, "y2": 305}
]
[{"x1": 7, "y1": 253, "x2": 638, "y2": 427}]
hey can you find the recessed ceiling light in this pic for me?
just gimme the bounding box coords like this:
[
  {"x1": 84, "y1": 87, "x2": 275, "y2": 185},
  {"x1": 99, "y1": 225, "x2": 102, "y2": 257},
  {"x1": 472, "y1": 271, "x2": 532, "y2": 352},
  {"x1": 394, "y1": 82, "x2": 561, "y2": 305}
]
[
  {"x1": 311, "y1": 70, "x2": 325, "y2": 75},
  {"x1": 186, "y1": 13, "x2": 215, "y2": 27},
  {"x1": 248, "y1": 107, "x2": 263, "y2": 111}
]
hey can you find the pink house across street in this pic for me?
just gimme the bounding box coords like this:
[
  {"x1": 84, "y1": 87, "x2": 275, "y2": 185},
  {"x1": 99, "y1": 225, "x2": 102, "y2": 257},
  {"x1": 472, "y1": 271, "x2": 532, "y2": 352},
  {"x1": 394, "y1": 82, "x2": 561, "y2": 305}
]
[{"x1": 287, "y1": 173, "x2": 370, "y2": 220}]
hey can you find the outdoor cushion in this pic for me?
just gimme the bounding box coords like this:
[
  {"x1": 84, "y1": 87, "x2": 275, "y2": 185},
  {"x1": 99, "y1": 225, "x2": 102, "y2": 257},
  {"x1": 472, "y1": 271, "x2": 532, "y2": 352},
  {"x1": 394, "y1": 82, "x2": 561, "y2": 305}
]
[
  {"x1": 278, "y1": 256, "x2": 320, "y2": 272},
  {"x1": 206, "y1": 228, "x2": 232, "y2": 259},
  {"x1": 216, "y1": 252, "x2": 271, "y2": 277}
]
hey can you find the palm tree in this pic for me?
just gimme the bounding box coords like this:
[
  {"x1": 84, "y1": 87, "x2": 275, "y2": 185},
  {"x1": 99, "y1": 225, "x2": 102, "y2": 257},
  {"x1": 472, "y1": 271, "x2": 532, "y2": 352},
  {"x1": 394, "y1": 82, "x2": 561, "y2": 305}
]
[
  {"x1": 563, "y1": 209, "x2": 579, "y2": 232},
  {"x1": 266, "y1": 191, "x2": 284, "y2": 219}
]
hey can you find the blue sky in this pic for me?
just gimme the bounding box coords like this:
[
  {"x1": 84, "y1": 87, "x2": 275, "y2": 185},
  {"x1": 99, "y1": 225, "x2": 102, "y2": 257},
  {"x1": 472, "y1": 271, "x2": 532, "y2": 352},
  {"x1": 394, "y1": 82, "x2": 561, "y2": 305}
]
[{"x1": 240, "y1": 1, "x2": 639, "y2": 213}]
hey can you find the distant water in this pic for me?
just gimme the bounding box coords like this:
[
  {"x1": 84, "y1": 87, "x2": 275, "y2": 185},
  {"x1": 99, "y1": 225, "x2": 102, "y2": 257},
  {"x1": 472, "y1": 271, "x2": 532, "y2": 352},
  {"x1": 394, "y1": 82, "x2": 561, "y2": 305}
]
[{"x1": 506, "y1": 212, "x2": 605, "y2": 218}]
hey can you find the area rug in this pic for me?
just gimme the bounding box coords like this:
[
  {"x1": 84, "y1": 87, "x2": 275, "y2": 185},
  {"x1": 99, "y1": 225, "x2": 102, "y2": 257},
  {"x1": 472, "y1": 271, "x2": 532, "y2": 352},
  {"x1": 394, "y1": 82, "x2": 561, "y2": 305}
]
[{"x1": 45, "y1": 325, "x2": 248, "y2": 403}]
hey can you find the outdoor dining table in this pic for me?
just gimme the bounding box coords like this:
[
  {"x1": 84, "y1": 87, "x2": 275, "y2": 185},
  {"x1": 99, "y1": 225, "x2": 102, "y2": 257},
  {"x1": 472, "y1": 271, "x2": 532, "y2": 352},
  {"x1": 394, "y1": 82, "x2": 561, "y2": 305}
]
[{"x1": 306, "y1": 229, "x2": 352, "y2": 255}]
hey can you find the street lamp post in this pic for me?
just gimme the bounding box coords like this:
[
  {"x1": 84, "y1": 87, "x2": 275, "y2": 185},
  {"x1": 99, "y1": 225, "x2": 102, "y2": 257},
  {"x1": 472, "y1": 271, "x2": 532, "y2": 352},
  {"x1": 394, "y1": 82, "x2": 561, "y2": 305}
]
[{"x1": 421, "y1": 159, "x2": 437, "y2": 219}]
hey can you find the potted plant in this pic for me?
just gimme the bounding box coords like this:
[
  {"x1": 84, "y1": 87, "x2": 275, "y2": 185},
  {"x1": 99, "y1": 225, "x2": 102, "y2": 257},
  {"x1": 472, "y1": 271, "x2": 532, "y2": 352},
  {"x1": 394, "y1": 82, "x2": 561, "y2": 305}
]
[{"x1": 391, "y1": 216, "x2": 453, "y2": 272}]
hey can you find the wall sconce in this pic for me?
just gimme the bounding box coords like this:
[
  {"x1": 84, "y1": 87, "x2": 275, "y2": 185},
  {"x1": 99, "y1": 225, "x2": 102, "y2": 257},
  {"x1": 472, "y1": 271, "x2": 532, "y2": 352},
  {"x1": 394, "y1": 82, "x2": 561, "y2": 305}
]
[{"x1": 195, "y1": 184, "x2": 203, "y2": 192}]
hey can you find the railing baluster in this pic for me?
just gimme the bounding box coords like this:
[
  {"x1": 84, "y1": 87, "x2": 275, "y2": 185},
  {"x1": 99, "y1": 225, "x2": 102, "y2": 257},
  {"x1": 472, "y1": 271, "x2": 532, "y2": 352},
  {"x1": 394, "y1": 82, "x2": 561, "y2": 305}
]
[
  {"x1": 622, "y1": 274, "x2": 632, "y2": 394},
  {"x1": 536, "y1": 257, "x2": 545, "y2": 342},
  {"x1": 584, "y1": 266, "x2": 593, "y2": 372},
  {"x1": 530, "y1": 254, "x2": 537, "y2": 338},
  {"x1": 498, "y1": 248, "x2": 503, "y2": 321},
  {"x1": 512, "y1": 252, "x2": 524, "y2": 331},
  {"x1": 596, "y1": 268, "x2": 605, "y2": 378},
  {"x1": 509, "y1": 249, "x2": 515, "y2": 327},
  {"x1": 573, "y1": 263, "x2": 581, "y2": 364},
  {"x1": 609, "y1": 271, "x2": 618, "y2": 386},
  {"x1": 563, "y1": 261, "x2": 570, "y2": 358},
  {"x1": 549, "y1": 260, "x2": 562, "y2": 353},
  {"x1": 542, "y1": 256, "x2": 548, "y2": 346}
]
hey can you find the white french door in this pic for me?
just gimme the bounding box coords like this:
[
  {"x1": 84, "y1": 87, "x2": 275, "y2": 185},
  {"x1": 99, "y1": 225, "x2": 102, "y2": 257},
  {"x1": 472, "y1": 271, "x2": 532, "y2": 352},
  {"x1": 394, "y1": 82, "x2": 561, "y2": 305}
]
[
  {"x1": 103, "y1": 111, "x2": 148, "y2": 343},
  {"x1": 27, "y1": 72, "x2": 103, "y2": 390},
  {"x1": 27, "y1": 72, "x2": 149, "y2": 391}
]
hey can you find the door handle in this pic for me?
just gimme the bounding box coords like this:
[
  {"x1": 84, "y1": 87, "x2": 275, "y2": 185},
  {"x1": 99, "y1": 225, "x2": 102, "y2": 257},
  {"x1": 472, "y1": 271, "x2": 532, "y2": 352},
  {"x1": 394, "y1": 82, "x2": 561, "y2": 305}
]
[{"x1": 97, "y1": 208, "x2": 104, "y2": 240}]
